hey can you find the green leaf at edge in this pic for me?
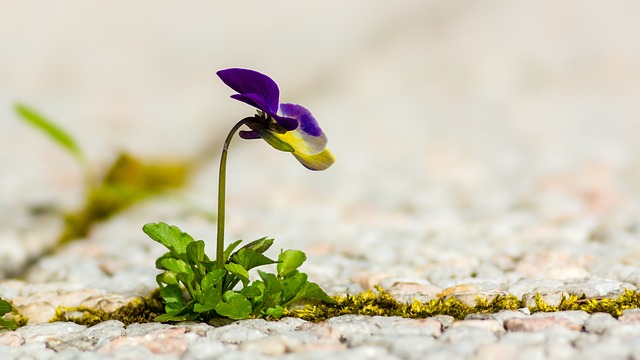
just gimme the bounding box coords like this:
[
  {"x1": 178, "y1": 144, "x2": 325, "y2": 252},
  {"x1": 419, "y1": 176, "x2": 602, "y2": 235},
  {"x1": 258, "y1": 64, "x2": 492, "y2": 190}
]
[
  {"x1": 231, "y1": 248, "x2": 277, "y2": 271},
  {"x1": 0, "y1": 299, "x2": 12, "y2": 316},
  {"x1": 214, "y1": 291, "x2": 252, "y2": 320},
  {"x1": 14, "y1": 103, "x2": 84, "y2": 162},
  {"x1": 223, "y1": 240, "x2": 243, "y2": 263},
  {"x1": 0, "y1": 318, "x2": 19, "y2": 330},
  {"x1": 277, "y1": 249, "x2": 306, "y2": 278},
  {"x1": 143, "y1": 222, "x2": 194, "y2": 255},
  {"x1": 224, "y1": 263, "x2": 250, "y2": 286}
]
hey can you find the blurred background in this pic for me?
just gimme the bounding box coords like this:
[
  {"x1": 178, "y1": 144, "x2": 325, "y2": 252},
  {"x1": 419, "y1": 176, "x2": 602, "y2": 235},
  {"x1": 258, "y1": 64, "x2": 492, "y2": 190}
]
[{"x1": 2, "y1": 1, "x2": 640, "y2": 283}]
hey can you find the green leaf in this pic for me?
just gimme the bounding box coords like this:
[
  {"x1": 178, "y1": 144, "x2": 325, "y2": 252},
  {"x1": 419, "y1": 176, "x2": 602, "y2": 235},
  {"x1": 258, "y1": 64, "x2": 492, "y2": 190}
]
[
  {"x1": 264, "y1": 306, "x2": 284, "y2": 318},
  {"x1": 194, "y1": 286, "x2": 223, "y2": 313},
  {"x1": 296, "y1": 282, "x2": 335, "y2": 304},
  {"x1": 186, "y1": 240, "x2": 206, "y2": 264},
  {"x1": 233, "y1": 237, "x2": 274, "y2": 255},
  {"x1": 240, "y1": 283, "x2": 263, "y2": 299},
  {"x1": 231, "y1": 248, "x2": 277, "y2": 271},
  {"x1": 160, "y1": 258, "x2": 190, "y2": 275},
  {"x1": 0, "y1": 299, "x2": 11, "y2": 316},
  {"x1": 156, "y1": 271, "x2": 178, "y2": 286},
  {"x1": 14, "y1": 103, "x2": 84, "y2": 162},
  {"x1": 159, "y1": 284, "x2": 185, "y2": 307},
  {"x1": 143, "y1": 222, "x2": 194, "y2": 255},
  {"x1": 224, "y1": 263, "x2": 250, "y2": 287},
  {"x1": 201, "y1": 269, "x2": 226, "y2": 290},
  {"x1": 277, "y1": 250, "x2": 306, "y2": 278},
  {"x1": 281, "y1": 272, "x2": 308, "y2": 303},
  {"x1": 257, "y1": 129, "x2": 295, "y2": 152},
  {"x1": 223, "y1": 239, "x2": 243, "y2": 263},
  {"x1": 258, "y1": 271, "x2": 283, "y2": 300},
  {"x1": 155, "y1": 252, "x2": 175, "y2": 271},
  {"x1": 0, "y1": 317, "x2": 18, "y2": 330},
  {"x1": 215, "y1": 291, "x2": 252, "y2": 319}
]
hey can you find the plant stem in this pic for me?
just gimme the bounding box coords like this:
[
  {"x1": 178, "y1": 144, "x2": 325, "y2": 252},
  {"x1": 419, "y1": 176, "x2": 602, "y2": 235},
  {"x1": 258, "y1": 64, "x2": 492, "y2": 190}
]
[{"x1": 216, "y1": 117, "x2": 253, "y2": 269}]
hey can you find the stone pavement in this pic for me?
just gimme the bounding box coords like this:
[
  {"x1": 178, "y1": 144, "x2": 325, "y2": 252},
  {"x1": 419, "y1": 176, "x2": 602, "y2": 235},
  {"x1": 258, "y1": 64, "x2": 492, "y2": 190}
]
[{"x1": 2, "y1": 1, "x2": 640, "y2": 358}]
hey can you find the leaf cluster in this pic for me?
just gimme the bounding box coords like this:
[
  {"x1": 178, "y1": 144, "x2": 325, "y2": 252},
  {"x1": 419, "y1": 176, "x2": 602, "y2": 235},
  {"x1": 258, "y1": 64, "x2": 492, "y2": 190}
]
[
  {"x1": 143, "y1": 222, "x2": 333, "y2": 323},
  {"x1": 0, "y1": 298, "x2": 19, "y2": 330}
]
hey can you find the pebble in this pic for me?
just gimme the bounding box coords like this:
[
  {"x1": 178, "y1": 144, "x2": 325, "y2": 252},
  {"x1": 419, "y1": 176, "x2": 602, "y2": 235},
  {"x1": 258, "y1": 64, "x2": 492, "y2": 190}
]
[{"x1": 583, "y1": 312, "x2": 619, "y2": 335}]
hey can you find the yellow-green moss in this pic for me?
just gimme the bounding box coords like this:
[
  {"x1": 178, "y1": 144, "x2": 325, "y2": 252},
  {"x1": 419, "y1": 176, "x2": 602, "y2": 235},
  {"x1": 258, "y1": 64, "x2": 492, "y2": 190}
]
[
  {"x1": 49, "y1": 287, "x2": 640, "y2": 327},
  {"x1": 284, "y1": 287, "x2": 640, "y2": 321},
  {"x1": 58, "y1": 153, "x2": 190, "y2": 245},
  {"x1": 51, "y1": 290, "x2": 164, "y2": 326}
]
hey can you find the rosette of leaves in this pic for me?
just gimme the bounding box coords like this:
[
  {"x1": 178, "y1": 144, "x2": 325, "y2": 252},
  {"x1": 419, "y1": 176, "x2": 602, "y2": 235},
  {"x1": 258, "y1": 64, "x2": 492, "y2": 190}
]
[{"x1": 143, "y1": 222, "x2": 333, "y2": 322}]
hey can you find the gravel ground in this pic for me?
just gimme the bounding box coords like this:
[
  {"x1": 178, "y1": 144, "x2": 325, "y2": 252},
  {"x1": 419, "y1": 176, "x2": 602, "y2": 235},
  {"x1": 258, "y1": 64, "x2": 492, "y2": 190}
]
[{"x1": 2, "y1": 1, "x2": 640, "y2": 359}]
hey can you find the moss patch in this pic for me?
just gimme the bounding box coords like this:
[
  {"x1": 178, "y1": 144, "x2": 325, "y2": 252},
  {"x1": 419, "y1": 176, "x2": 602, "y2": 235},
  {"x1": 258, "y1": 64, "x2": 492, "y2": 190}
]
[
  {"x1": 286, "y1": 287, "x2": 640, "y2": 321},
  {"x1": 51, "y1": 290, "x2": 164, "y2": 326},
  {"x1": 50, "y1": 287, "x2": 640, "y2": 328},
  {"x1": 58, "y1": 153, "x2": 189, "y2": 245}
]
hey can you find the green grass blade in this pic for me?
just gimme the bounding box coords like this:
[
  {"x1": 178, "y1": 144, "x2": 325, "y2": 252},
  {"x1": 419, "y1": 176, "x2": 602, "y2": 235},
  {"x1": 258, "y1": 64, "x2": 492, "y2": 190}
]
[{"x1": 14, "y1": 103, "x2": 85, "y2": 162}]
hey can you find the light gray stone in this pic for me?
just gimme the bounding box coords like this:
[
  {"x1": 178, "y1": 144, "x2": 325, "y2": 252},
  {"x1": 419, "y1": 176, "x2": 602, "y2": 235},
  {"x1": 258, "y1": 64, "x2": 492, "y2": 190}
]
[
  {"x1": 182, "y1": 337, "x2": 226, "y2": 360},
  {"x1": 584, "y1": 312, "x2": 619, "y2": 334},
  {"x1": 206, "y1": 324, "x2": 268, "y2": 343},
  {"x1": 17, "y1": 322, "x2": 86, "y2": 344},
  {"x1": 532, "y1": 310, "x2": 590, "y2": 326},
  {"x1": 521, "y1": 288, "x2": 570, "y2": 307},
  {"x1": 124, "y1": 322, "x2": 173, "y2": 337},
  {"x1": 83, "y1": 320, "x2": 125, "y2": 340}
]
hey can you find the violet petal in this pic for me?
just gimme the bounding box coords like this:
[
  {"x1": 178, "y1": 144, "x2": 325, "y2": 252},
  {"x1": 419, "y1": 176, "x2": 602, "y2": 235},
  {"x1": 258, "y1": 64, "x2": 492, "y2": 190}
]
[
  {"x1": 279, "y1": 103, "x2": 323, "y2": 137},
  {"x1": 217, "y1": 68, "x2": 280, "y2": 113}
]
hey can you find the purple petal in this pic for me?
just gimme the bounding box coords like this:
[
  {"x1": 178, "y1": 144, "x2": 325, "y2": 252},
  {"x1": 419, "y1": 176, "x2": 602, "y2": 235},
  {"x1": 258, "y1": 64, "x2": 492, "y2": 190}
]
[
  {"x1": 230, "y1": 94, "x2": 272, "y2": 115},
  {"x1": 217, "y1": 68, "x2": 280, "y2": 113},
  {"x1": 271, "y1": 114, "x2": 299, "y2": 131},
  {"x1": 239, "y1": 130, "x2": 261, "y2": 139},
  {"x1": 279, "y1": 103, "x2": 323, "y2": 137}
]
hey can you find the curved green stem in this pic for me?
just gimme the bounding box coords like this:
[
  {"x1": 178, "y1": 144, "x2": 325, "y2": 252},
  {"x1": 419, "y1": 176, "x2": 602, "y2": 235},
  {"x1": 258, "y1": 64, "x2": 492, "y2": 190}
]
[{"x1": 216, "y1": 117, "x2": 253, "y2": 269}]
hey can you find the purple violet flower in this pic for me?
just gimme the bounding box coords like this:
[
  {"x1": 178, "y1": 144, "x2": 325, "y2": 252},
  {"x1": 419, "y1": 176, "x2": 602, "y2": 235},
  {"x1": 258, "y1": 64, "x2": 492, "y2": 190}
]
[{"x1": 217, "y1": 68, "x2": 335, "y2": 171}]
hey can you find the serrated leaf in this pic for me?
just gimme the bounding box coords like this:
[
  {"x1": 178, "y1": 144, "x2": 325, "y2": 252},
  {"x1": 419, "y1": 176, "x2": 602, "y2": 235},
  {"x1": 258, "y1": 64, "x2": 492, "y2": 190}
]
[
  {"x1": 201, "y1": 269, "x2": 226, "y2": 290},
  {"x1": 277, "y1": 250, "x2": 306, "y2": 278},
  {"x1": 176, "y1": 271, "x2": 195, "y2": 286},
  {"x1": 292, "y1": 281, "x2": 335, "y2": 304},
  {"x1": 231, "y1": 248, "x2": 277, "y2": 271},
  {"x1": 160, "y1": 258, "x2": 190, "y2": 275},
  {"x1": 14, "y1": 103, "x2": 84, "y2": 163},
  {"x1": 215, "y1": 291, "x2": 252, "y2": 320},
  {"x1": 186, "y1": 240, "x2": 206, "y2": 264},
  {"x1": 281, "y1": 272, "x2": 308, "y2": 303},
  {"x1": 240, "y1": 283, "x2": 263, "y2": 299},
  {"x1": 258, "y1": 271, "x2": 283, "y2": 300},
  {"x1": 155, "y1": 252, "x2": 175, "y2": 270},
  {"x1": 224, "y1": 263, "x2": 250, "y2": 287},
  {"x1": 194, "y1": 286, "x2": 223, "y2": 313},
  {"x1": 0, "y1": 299, "x2": 12, "y2": 316},
  {"x1": 159, "y1": 284, "x2": 185, "y2": 306},
  {"x1": 223, "y1": 239, "x2": 243, "y2": 262},
  {"x1": 143, "y1": 222, "x2": 194, "y2": 255}
]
